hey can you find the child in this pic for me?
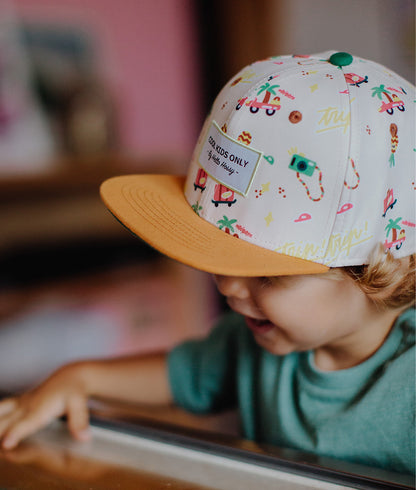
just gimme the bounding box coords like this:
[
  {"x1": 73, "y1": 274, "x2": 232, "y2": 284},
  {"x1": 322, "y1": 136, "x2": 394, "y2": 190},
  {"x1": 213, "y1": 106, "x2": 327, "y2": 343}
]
[{"x1": 0, "y1": 51, "x2": 414, "y2": 475}]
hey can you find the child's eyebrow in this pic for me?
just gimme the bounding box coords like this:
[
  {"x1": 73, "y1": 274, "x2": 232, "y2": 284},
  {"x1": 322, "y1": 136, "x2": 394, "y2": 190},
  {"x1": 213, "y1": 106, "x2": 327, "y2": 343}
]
[{"x1": 259, "y1": 275, "x2": 289, "y2": 286}]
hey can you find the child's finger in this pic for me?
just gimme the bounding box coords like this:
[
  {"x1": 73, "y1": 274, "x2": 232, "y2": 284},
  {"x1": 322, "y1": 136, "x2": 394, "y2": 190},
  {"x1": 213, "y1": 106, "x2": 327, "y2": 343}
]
[
  {"x1": 67, "y1": 394, "x2": 91, "y2": 441},
  {"x1": 1, "y1": 413, "x2": 49, "y2": 449},
  {"x1": 0, "y1": 410, "x2": 20, "y2": 438},
  {"x1": 0, "y1": 398, "x2": 17, "y2": 417}
]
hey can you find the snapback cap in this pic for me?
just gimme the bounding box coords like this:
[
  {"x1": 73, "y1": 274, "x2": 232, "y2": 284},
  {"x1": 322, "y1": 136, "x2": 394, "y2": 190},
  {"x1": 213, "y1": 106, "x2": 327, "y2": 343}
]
[{"x1": 101, "y1": 51, "x2": 415, "y2": 277}]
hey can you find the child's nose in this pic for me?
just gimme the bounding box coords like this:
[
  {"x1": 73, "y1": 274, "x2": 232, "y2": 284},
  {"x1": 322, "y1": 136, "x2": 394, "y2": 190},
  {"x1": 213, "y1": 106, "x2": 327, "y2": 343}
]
[{"x1": 214, "y1": 275, "x2": 251, "y2": 300}]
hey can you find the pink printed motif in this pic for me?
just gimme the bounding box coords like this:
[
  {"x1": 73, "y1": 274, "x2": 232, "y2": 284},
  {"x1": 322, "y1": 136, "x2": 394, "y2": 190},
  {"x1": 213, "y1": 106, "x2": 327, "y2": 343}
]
[
  {"x1": 344, "y1": 73, "x2": 368, "y2": 87},
  {"x1": 337, "y1": 203, "x2": 353, "y2": 215},
  {"x1": 294, "y1": 213, "x2": 312, "y2": 222},
  {"x1": 236, "y1": 80, "x2": 281, "y2": 116},
  {"x1": 236, "y1": 224, "x2": 253, "y2": 237},
  {"x1": 278, "y1": 89, "x2": 295, "y2": 100},
  {"x1": 344, "y1": 158, "x2": 360, "y2": 189},
  {"x1": 371, "y1": 85, "x2": 405, "y2": 115},
  {"x1": 384, "y1": 217, "x2": 406, "y2": 251},
  {"x1": 194, "y1": 168, "x2": 208, "y2": 192},
  {"x1": 212, "y1": 184, "x2": 237, "y2": 207},
  {"x1": 382, "y1": 189, "x2": 397, "y2": 217}
]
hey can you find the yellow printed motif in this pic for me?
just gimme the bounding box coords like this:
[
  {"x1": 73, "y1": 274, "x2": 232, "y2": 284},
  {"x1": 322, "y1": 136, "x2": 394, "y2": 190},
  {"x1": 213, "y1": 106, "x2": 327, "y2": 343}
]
[
  {"x1": 264, "y1": 212, "x2": 274, "y2": 227},
  {"x1": 316, "y1": 106, "x2": 350, "y2": 134},
  {"x1": 275, "y1": 224, "x2": 373, "y2": 263}
]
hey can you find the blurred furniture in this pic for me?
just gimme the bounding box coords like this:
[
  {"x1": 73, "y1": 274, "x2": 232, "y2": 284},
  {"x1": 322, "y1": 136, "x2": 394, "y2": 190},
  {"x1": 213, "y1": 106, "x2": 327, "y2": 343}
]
[
  {"x1": 0, "y1": 157, "x2": 216, "y2": 393},
  {"x1": 0, "y1": 156, "x2": 173, "y2": 252}
]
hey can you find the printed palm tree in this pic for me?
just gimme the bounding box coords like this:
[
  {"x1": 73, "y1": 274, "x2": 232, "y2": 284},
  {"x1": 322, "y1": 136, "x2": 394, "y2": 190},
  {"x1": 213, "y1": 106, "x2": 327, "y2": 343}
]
[
  {"x1": 371, "y1": 84, "x2": 393, "y2": 104},
  {"x1": 385, "y1": 217, "x2": 402, "y2": 242},
  {"x1": 257, "y1": 82, "x2": 280, "y2": 103},
  {"x1": 191, "y1": 201, "x2": 202, "y2": 216},
  {"x1": 217, "y1": 215, "x2": 237, "y2": 234}
]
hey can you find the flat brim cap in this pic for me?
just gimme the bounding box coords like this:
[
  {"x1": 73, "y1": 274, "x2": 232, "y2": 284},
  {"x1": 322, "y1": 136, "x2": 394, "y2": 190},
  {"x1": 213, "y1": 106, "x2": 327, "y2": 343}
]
[
  {"x1": 101, "y1": 50, "x2": 414, "y2": 276},
  {"x1": 100, "y1": 174, "x2": 328, "y2": 276}
]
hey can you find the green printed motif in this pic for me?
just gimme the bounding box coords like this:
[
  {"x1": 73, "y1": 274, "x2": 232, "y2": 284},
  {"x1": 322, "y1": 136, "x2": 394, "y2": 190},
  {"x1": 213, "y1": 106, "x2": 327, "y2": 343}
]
[
  {"x1": 191, "y1": 201, "x2": 202, "y2": 216},
  {"x1": 217, "y1": 216, "x2": 237, "y2": 233}
]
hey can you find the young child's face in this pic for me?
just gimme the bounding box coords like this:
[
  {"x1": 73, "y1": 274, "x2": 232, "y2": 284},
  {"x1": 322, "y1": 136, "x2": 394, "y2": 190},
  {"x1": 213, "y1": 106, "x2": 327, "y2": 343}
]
[{"x1": 214, "y1": 272, "x2": 383, "y2": 360}]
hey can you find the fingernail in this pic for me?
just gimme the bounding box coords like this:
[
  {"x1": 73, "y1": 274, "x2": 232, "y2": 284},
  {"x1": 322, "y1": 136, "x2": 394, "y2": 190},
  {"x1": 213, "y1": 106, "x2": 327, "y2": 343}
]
[{"x1": 2, "y1": 437, "x2": 15, "y2": 449}]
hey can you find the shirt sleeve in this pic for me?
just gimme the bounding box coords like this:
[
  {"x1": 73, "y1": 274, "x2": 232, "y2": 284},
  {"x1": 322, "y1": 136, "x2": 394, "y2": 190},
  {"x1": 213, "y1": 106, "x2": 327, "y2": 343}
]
[{"x1": 167, "y1": 312, "x2": 243, "y2": 414}]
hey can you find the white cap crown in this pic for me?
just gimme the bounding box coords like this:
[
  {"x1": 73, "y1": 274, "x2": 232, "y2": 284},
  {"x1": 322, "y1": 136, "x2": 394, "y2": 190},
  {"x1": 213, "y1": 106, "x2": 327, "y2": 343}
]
[{"x1": 184, "y1": 51, "x2": 415, "y2": 267}]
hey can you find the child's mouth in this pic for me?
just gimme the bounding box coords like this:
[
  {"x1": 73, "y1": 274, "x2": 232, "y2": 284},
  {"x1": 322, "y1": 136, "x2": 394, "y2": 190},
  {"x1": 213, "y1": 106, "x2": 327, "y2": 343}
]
[{"x1": 245, "y1": 316, "x2": 275, "y2": 334}]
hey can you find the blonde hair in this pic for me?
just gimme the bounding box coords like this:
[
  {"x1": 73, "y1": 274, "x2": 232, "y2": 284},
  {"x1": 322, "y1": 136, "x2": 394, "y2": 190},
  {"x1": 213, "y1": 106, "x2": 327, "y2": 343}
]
[{"x1": 331, "y1": 245, "x2": 415, "y2": 311}]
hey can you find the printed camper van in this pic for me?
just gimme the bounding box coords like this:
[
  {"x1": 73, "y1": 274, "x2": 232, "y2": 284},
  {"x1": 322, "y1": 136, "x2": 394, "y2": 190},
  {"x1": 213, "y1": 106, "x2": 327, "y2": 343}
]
[
  {"x1": 194, "y1": 168, "x2": 208, "y2": 192},
  {"x1": 212, "y1": 184, "x2": 237, "y2": 207}
]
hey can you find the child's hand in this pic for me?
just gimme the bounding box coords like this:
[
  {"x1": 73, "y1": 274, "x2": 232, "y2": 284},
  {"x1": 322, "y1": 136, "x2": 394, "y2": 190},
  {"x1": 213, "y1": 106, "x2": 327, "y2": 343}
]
[
  {"x1": 0, "y1": 353, "x2": 171, "y2": 449},
  {"x1": 0, "y1": 363, "x2": 91, "y2": 449}
]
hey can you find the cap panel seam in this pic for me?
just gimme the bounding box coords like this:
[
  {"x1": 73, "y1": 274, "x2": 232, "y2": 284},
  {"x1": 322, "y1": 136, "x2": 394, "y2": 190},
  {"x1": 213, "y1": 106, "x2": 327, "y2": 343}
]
[{"x1": 319, "y1": 64, "x2": 354, "y2": 265}]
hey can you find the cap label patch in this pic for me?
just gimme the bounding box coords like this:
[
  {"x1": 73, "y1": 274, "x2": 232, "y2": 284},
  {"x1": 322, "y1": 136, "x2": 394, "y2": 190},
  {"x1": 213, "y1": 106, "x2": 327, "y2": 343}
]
[{"x1": 198, "y1": 121, "x2": 263, "y2": 196}]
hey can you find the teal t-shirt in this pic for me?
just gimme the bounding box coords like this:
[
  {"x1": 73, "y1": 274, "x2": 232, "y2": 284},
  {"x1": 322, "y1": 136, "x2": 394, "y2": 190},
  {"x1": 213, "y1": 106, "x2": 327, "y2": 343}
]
[{"x1": 168, "y1": 309, "x2": 415, "y2": 475}]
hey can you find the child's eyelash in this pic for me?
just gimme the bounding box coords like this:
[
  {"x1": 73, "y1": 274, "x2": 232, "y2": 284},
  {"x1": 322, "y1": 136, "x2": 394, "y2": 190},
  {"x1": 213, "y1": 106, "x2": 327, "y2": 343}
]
[{"x1": 259, "y1": 277, "x2": 274, "y2": 287}]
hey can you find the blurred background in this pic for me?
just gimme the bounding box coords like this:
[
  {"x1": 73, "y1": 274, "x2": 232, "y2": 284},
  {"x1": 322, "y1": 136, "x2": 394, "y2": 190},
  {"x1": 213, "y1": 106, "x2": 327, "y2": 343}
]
[{"x1": 0, "y1": 0, "x2": 414, "y2": 393}]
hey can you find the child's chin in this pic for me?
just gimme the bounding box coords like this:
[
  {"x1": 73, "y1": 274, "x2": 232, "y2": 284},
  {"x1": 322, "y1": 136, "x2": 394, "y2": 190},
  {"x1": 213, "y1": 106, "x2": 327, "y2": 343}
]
[{"x1": 252, "y1": 334, "x2": 294, "y2": 356}]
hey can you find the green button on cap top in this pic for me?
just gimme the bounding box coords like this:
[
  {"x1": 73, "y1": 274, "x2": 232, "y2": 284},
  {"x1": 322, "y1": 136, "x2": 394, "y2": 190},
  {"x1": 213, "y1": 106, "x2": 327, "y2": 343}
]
[{"x1": 329, "y1": 52, "x2": 353, "y2": 67}]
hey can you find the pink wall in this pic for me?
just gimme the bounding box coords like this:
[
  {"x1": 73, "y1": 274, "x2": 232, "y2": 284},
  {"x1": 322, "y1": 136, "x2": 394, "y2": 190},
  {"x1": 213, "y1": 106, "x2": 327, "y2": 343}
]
[{"x1": 13, "y1": 0, "x2": 203, "y2": 171}]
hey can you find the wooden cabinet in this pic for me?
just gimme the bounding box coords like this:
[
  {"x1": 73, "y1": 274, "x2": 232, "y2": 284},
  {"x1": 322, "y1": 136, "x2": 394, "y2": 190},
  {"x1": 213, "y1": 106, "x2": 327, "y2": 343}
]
[{"x1": 0, "y1": 156, "x2": 175, "y2": 251}]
